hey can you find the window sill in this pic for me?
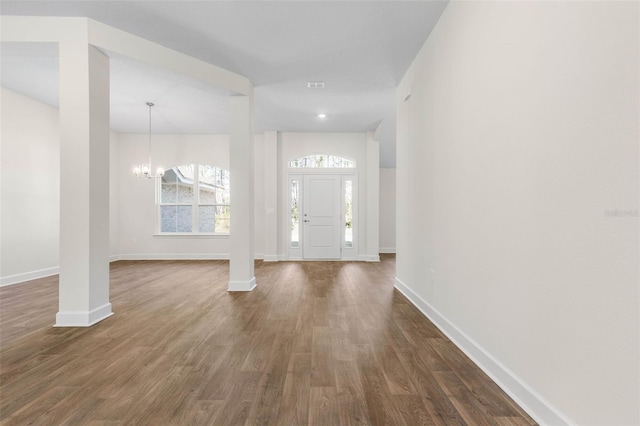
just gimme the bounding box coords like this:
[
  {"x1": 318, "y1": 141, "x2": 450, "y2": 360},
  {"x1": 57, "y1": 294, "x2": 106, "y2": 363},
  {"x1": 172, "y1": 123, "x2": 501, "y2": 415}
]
[{"x1": 153, "y1": 233, "x2": 229, "y2": 239}]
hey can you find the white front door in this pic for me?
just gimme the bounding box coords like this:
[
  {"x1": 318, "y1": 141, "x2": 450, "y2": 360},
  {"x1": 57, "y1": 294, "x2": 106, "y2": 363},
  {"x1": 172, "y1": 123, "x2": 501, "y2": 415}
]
[{"x1": 302, "y1": 174, "x2": 341, "y2": 259}]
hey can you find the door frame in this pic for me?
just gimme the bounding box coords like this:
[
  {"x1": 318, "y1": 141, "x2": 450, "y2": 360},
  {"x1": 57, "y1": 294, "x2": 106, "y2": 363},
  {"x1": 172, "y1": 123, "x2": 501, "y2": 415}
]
[{"x1": 286, "y1": 171, "x2": 358, "y2": 260}]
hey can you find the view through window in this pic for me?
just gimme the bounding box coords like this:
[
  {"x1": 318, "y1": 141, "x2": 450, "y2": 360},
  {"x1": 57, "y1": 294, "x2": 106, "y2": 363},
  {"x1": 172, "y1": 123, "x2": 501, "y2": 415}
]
[{"x1": 159, "y1": 164, "x2": 230, "y2": 234}]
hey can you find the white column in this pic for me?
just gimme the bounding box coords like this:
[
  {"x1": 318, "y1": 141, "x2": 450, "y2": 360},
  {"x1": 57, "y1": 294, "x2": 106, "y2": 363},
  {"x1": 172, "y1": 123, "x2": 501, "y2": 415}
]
[
  {"x1": 263, "y1": 131, "x2": 278, "y2": 261},
  {"x1": 366, "y1": 131, "x2": 380, "y2": 262},
  {"x1": 56, "y1": 41, "x2": 112, "y2": 326},
  {"x1": 228, "y1": 95, "x2": 256, "y2": 291}
]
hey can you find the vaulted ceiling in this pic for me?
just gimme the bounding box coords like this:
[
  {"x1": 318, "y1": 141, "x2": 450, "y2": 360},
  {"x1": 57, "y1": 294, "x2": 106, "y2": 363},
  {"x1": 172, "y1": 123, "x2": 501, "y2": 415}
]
[{"x1": 0, "y1": 1, "x2": 448, "y2": 167}]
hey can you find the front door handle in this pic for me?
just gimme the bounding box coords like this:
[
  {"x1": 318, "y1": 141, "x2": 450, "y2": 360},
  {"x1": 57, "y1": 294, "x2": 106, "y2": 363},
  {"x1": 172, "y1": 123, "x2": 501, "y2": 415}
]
[{"x1": 304, "y1": 219, "x2": 310, "y2": 223}]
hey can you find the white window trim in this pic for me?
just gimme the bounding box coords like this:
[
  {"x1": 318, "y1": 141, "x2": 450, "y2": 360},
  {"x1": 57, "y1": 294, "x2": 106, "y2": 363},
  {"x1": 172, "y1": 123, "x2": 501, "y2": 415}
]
[{"x1": 285, "y1": 168, "x2": 355, "y2": 174}]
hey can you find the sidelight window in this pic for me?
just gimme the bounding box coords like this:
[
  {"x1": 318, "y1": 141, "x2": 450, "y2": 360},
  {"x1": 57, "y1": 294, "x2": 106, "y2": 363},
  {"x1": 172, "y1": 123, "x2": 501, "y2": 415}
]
[{"x1": 344, "y1": 179, "x2": 353, "y2": 248}]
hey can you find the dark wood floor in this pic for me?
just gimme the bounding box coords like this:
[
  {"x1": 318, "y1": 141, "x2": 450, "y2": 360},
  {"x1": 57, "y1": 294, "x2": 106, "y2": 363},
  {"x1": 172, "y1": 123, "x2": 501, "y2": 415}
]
[{"x1": 0, "y1": 255, "x2": 535, "y2": 425}]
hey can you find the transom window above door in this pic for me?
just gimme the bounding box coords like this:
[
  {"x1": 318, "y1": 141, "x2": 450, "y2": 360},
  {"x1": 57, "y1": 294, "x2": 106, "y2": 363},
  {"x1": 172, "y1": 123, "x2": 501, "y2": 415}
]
[
  {"x1": 157, "y1": 164, "x2": 230, "y2": 235},
  {"x1": 289, "y1": 155, "x2": 355, "y2": 168}
]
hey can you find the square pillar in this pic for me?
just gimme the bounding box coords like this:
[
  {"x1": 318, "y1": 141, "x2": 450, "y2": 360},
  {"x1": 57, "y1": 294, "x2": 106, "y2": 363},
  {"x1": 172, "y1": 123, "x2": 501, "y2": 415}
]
[
  {"x1": 263, "y1": 131, "x2": 278, "y2": 261},
  {"x1": 56, "y1": 41, "x2": 112, "y2": 326},
  {"x1": 228, "y1": 95, "x2": 256, "y2": 291},
  {"x1": 366, "y1": 131, "x2": 380, "y2": 262}
]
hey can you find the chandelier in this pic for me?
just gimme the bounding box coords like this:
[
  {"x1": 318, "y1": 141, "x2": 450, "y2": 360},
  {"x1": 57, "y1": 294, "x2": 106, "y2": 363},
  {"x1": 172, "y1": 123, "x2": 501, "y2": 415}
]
[{"x1": 133, "y1": 102, "x2": 165, "y2": 179}]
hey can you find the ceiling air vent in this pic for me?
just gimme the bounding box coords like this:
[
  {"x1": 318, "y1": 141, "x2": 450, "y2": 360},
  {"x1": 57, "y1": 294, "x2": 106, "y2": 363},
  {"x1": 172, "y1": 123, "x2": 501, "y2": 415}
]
[{"x1": 307, "y1": 81, "x2": 325, "y2": 89}]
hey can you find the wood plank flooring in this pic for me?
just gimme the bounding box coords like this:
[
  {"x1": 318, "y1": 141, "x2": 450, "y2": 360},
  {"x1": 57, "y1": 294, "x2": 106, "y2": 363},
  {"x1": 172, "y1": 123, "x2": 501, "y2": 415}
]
[{"x1": 0, "y1": 255, "x2": 536, "y2": 425}]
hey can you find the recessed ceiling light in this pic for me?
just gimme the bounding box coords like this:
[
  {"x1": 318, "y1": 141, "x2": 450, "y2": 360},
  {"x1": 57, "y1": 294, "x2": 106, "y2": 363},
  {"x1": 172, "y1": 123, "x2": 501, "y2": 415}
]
[
  {"x1": 317, "y1": 113, "x2": 327, "y2": 119},
  {"x1": 307, "y1": 81, "x2": 325, "y2": 89}
]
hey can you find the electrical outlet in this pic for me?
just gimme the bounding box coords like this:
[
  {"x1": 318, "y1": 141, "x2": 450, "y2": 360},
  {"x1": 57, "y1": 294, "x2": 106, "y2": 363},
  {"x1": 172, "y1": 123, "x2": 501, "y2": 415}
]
[
  {"x1": 430, "y1": 269, "x2": 435, "y2": 284},
  {"x1": 131, "y1": 237, "x2": 137, "y2": 244}
]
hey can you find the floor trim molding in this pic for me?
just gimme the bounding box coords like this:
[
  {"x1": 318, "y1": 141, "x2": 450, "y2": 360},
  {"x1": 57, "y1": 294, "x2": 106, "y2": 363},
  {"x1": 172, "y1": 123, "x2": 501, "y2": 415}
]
[
  {"x1": 393, "y1": 277, "x2": 574, "y2": 426},
  {"x1": 379, "y1": 247, "x2": 396, "y2": 254},
  {"x1": 119, "y1": 253, "x2": 230, "y2": 260},
  {"x1": 2, "y1": 252, "x2": 387, "y2": 287},
  {"x1": 1, "y1": 267, "x2": 59, "y2": 287},
  {"x1": 358, "y1": 254, "x2": 381, "y2": 262},
  {"x1": 54, "y1": 303, "x2": 114, "y2": 327},
  {"x1": 228, "y1": 277, "x2": 256, "y2": 292}
]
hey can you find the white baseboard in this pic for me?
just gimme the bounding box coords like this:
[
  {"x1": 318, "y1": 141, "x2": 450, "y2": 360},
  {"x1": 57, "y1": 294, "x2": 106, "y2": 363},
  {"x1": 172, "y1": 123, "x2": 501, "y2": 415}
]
[
  {"x1": 358, "y1": 254, "x2": 380, "y2": 262},
  {"x1": 379, "y1": 247, "x2": 396, "y2": 254},
  {"x1": 0, "y1": 266, "x2": 59, "y2": 287},
  {"x1": 4, "y1": 251, "x2": 380, "y2": 287},
  {"x1": 2, "y1": 257, "x2": 121, "y2": 287},
  {"x1": 228, "y1": 277, "x2": 256, "y2": 292},
  {"x1": 115, "y1": 253, "x2": 271, "y2": 261},
  {"x1": 393, "y1": 277, "x2": 573, "y2": 426},
  {"x1": 279, "y1": 254, "x2": 376, "y2": 262},
  {"x1": 118, "y1": 253, "x2": 230, "y2": 260},
  {"x1": 54, "y1": 303, "x2": 113, "y2": 327}
]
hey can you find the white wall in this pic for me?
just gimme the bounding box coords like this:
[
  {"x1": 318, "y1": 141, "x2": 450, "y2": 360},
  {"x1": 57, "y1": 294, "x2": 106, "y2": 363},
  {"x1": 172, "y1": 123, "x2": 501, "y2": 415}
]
[
  {"x1": 117, "y1": 133, "x2": 230, "y2": 258},
  {"x1": 396, "y1": 2, "x2": 639, "y2": 425},
  {"x1": 1, "y1": 88, "x2": 60, "y2": 283},
  {"x1": 0, "y1": 94, "x2": 380, "y2": 270},
  {"x1": 379, "y1": 168, "x2": 396, "y2": 253},
  {"x1": 116, "y1": 133, "x2": 266, "y2": 259},
  {"x1": 1, "y1": 88, "x2": 120, "y2": 285}
]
